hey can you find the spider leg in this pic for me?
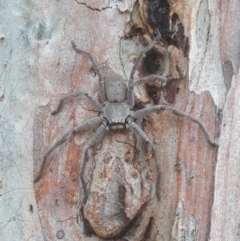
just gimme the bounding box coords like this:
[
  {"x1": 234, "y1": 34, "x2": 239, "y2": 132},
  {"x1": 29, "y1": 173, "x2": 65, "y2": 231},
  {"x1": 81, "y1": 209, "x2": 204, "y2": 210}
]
[
  {"x1": 127, "y1": 122, "x2": 161, "y2": 200},
  {"x1": 71, "y1": 41, "x2": 107, "y2": 102},
  {"x1": 127, "y1": 34, "x2": 162, "y2": 107},
  {"x1": 160, "y1": 89, "x2": 170, "y2": 105},
  {"x1": 129, "y1": 35, "x2": 162, "y2": 82},
  {"x1": 129, "y1": 75, "x2": 173, "y2": 88},
  {"x1": 34, "y1": 117, "x2": 102, "y2": 183},
  {"x1": 51, "y1": 92, "x2": 102, "y2": 115},
  {"x1": 133, "y1": 105, "x2": 219, "y2": 147},
  {"x1": 80, "y1": 124, "x2": 107, "y2": 203}
]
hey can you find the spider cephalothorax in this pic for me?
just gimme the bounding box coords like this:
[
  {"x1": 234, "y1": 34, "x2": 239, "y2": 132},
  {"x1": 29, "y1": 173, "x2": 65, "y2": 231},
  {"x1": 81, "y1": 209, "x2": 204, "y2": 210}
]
[
  {"x1": 102, "y1": 73, "x2": 132, "y2": 126},
  {"x1": 105, "y1": 73, "x2": 127, "y2": 102}
]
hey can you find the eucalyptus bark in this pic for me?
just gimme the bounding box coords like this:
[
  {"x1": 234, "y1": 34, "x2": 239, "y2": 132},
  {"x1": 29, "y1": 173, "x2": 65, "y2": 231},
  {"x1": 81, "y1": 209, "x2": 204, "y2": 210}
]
[{"x1": 0, "y1": 0, "x2": 240, "y2": 241}]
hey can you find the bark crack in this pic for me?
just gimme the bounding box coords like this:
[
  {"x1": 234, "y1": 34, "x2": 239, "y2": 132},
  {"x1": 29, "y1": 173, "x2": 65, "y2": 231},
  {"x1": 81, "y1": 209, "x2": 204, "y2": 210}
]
[
  {"x1": 75, "y1": 0, "x2": 112, "y2": 11},
  {"x1": 79, "y1": 102, "x2": 99, "y2": 113},
  {"x1": 113, "y1": 135, "x2": 135, "y2": 148},
  {"x1": 0, "y1": 187, "x2": 31, "y2": 197}
]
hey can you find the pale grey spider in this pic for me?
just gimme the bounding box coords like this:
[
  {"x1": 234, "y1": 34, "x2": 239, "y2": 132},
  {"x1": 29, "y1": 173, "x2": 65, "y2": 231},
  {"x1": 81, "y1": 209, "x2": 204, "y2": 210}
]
[{"x1": 34, "y1": 35, "x2": 219, "y2": 201}]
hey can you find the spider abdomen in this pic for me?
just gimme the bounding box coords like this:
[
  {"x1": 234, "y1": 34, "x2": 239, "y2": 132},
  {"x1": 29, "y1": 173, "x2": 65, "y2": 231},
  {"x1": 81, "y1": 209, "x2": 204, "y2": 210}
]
[{"x1": 103, "y1": 102, "x2": 130, "y2": 124}]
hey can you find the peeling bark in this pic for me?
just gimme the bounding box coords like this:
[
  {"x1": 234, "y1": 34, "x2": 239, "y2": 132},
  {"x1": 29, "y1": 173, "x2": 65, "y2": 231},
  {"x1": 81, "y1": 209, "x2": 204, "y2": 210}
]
[{"x1": 1, "y1": 0, "x2": 240, "y2": 241}]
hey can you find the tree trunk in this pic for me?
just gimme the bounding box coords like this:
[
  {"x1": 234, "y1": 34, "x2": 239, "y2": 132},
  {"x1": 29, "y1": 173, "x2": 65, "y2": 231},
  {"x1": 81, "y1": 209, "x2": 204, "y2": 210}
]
[{"x1": 0, "y1": 0, "x2": 239, "y2": 240}]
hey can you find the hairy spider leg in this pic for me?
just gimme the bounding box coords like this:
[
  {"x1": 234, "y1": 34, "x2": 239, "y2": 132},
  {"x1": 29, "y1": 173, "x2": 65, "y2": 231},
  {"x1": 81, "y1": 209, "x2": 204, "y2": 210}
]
[
  {"x1": 133, "y1": 105, "x2": 219, "y2": 147},
  {"x1": 51, "y1": 92, "x2": 102, "y2": 115},
  {"x1": 129, "y1": 35, "x2": 162, "y2": 82},
  {"x1": 80, "y1": 124, "x2": 107, "y2": 203},
  {"x1": 127, "y1": 34, "x2": 162, "y2": 107},
  {"x1": 130, "y1": 75, "x2": 170, "y2": 88},
  {"x1": 71, "y1": 41, "x2": 107, "y2": 102},
  {"x1": 128, "y1": 75, "x2": 174, "y2": 105},
  {"x1": 128, "y1": 122, "x2": 161, "y2": 200},
  {"x1": 34, "y1": 117, "x2": 102, "y2": 183}
]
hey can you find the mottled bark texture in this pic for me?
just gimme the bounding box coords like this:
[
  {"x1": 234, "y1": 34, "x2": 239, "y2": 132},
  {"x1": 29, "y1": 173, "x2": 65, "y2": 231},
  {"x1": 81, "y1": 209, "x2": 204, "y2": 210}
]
[{"x1": 0, "y1": 0, "x2": 240, "y2": 240}]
